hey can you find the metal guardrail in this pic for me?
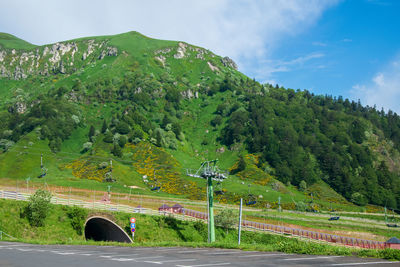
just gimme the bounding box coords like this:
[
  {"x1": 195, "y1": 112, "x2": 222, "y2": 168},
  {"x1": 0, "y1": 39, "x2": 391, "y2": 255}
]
[
  {"x1": 0, "y1": 230, "x2": 16, "y2": 240},
  {"x1": 0, "y1": 189, "x2": 389, "y2": 249}
]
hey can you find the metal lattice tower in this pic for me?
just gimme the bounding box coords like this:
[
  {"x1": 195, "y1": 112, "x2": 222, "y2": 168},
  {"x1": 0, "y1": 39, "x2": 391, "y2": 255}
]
[{"x1": 186, "y1": 159, "x2": 228, "y2": 243}]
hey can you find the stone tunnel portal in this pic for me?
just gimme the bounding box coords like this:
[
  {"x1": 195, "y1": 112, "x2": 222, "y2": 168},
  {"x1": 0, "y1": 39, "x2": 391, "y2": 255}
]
[{"x1": 84, "y1": 216, "x2": 132, "y2": 243}]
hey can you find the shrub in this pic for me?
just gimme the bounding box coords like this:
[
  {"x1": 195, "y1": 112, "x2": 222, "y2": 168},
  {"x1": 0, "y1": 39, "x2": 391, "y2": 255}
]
[
  {"x1": 66, "y1": 206, "x2": 88, "y2": 235},
  {"x1": 351, "y1": 192, "x2": 367, "y2": 206},
  {"x1": 295, "y1": 201, "x2": 307, "y2": 212},
  {"x1": 215, "y1": 209, "x2": 237, "y2": 233},
  {"x1": 112, "y1": 143, "x2": 123, "y2": 157},
  {"x1": 82, "y1": 142, "x2": 93, "y2": 153},
  {"x1": 116, "y1": 122, "x2": 130, "y2": 134},
  {"x1": 0, "y1": 139, "x2": 15, "y2": 151},
  {"x1": 23, "y1": 189, "x2": 52, "y2": 227},
  {"x1": 299, "y1": 180, "x2": 307, "y2": 192},
  {"x1": 103, "y1": 132, "x2": 113, "y2": 143},
  {"x1": 118, "y1": 135, "x2": 127, "y2": 148},
  {"x1": 211, "y1": 115, "x2": 223, "y2": 127}
]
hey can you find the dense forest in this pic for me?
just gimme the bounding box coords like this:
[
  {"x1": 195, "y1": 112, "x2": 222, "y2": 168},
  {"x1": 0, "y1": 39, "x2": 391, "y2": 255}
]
[{"x1": 220, "y1": 78, "x2": 400, "y2": 208}]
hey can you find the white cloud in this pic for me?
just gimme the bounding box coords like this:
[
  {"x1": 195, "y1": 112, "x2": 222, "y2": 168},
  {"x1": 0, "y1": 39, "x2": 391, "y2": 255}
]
[
  {"x1": 0, "y1": 0, "x2": 338, "y2": 79},
  {"x1": 312, "y1": 41, "x2": 328, "y2": 47},
  {"x1": 351, "y1": 57, "x2": 400, "y2": 113},
  {"x1": 253, "y1": 52, "x2": 325, "y2": 81},
  {"x1": 342, "y1": 38, "x2": 353, "y2": 42}
]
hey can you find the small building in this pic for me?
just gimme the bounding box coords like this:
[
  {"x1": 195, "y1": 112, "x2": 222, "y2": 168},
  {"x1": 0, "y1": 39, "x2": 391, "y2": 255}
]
[
  {"x1": 386, "y1": 237, "x2": 400, "y2": 250},
  {"x1": 172, "y1": 204, "x2": 184, "y2": 213},
  {"x1": 158, "y1": 204, "x2": 172, "y2": 213}
]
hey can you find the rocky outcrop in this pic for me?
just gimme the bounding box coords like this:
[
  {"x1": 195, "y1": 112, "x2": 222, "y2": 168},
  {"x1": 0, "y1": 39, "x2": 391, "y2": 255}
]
[
  {"x1": 8, "y1": 101, "x2": 27, "y2": 114},
  {"x1": 207, "y1": 61, "x2": 219, "y2": 72},
  {"x1": 0, "y1": 51, "x2": 6, "y2": 62},
  {"x1": 155, "y1": 55, "x2": 166, "y2": 66},
  {"x1": 0, "y1": 39, "x2": 118, "y2": 80},
  {"x1": 221, "y1": 56, "x2": 238, "y2": 70},
  {"x1": 174, "y1": 42, "x2": 187, "y2": 59},
  {"x1": 181, "y1": 89, "x2": 199, "y2": 99},
  {"x1": 13, "y1": 66, "x2": 27, "y2": 80}
]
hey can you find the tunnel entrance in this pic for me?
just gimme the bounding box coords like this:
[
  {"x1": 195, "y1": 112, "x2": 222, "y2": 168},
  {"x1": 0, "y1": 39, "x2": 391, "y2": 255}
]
[{"x1": 84, "y1": 216, "x2": 132, "y2": 243}]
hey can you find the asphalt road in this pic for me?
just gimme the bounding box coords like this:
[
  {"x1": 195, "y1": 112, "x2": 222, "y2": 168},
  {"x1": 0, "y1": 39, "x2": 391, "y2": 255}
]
[{"x1": 0, "y1": 242, "x2": 398, "y2": 267}]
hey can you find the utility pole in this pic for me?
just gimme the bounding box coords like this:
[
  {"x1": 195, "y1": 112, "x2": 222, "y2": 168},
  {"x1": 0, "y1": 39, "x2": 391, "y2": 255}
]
[
  {"x1": 278, "y1": 196, "x2": 282, "y2": 212},
  {"x1": 26, "y1": 177, "x2": 30, "y2": 192},
  {"x1": 385, "y1": 206, "x2": 387, "y2": 223},
  {"x1": 109, "y1": 159, "x2": 113, "y2": 182},
  {"x1": 207, "y1": 175, "x2": 215, "y2": 243},
  {"x1": 238, "y1": 198, "x2": 243, "y2": 245}
]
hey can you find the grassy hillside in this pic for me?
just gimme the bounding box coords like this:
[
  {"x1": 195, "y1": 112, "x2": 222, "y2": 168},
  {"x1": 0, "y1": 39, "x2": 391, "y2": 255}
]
[
  {"x1": 0, "y1": 33, "x2": 36, "y2": 49},
  {"x1": 0, "y1": 31, "x2": 399, "y2": 214}
]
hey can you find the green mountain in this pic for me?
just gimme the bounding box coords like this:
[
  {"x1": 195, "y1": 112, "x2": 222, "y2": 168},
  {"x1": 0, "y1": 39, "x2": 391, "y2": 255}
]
[{"x1": 0, "y1": 31, "x2": 399, "y2": 211}]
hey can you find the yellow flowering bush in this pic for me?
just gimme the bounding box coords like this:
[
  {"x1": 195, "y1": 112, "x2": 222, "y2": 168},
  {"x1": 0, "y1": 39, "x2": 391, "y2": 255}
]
[
  {"x1": 65, "y1": 159, "x2": 109, "y2": 182},
  {"x1": 230, "y1": 154, "x2": 272, "y2": 185},
  {"x1": 126, "y1": 142, "x2": 204, "y2": 198}
]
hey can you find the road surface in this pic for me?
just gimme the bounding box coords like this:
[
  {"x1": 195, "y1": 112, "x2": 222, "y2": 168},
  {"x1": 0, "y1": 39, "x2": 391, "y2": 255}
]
[{"x1": 0, "y1": 242, "x2": 398, "y2": 267}]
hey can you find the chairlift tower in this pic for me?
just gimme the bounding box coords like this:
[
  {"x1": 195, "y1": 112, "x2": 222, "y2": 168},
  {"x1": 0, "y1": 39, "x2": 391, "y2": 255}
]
[
  {"x1": 38, "y1": 153, "x2": 47, "y2": 178},
  {"x1": 186, "y1": 159, "x2": 228, "y2": 243}
]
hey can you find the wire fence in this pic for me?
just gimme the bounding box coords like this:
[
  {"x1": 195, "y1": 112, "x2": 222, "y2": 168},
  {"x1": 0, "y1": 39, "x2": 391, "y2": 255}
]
[{"x1": 0, "y1": 188, "x2": 392, "y2": 249}]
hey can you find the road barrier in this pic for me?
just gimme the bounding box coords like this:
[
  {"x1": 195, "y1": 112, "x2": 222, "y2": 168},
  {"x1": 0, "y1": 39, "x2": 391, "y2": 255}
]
[{"x1": 0, "y1": 189, "x2": 391, "y2": 249}]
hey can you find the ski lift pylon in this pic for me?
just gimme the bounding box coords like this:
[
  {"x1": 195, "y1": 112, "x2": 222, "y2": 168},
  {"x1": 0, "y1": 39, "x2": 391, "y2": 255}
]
[{"x1": 245, "y1": 184, "x2": 257, "y2": 205}]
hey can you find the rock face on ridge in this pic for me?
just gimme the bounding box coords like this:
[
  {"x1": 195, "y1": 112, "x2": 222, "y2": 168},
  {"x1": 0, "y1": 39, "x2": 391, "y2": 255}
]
[
  {"x1": 221, "y1": 56, "x2": 238, "y2": 70},
  {"x1": 0, "y1": 39, "x2": 118, "y2": 80}
]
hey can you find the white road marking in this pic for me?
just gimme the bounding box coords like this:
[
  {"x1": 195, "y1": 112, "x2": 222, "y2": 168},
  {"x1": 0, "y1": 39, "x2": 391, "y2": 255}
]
[
  {"x1": 131, "y1": 247, "x2": 156, "y2": 251},
  {"x1": 16, "y1": 248, "x2": 34, "y2": 251},
  {"x1": 133, "y1": 255, "x2": 164, "y2": 260},
  {"x1": 176, "y1": 263, "x2": 230, "y2": 267},
  {"x1": 55, "y1": 252, "x2": 76, "y2": 255},
  {"x1": 144, "y1": 259, "x2": 197, "y2": 264},
  {"x1": 110, "y1": 258, "x2": 135, "y2": 262},
  {"x1": 239, "y1": 253, "x2": 283, "y2": 258},
  {"x1": 209, "y1": 251, "x2": 242, "y2": 255},
  {"x1": 284, "y1": 256, "x2": 343, "y2": 261},
  {"x1": 156, "y1": 248, "x2": 184, "y2": 252},
  {"x1": 329, "y1": 261, "x2": 400, "y2": 266},
  {"x1": 178, "y1": 250, "x2": 204, "y2": 253},
  {"x1": 100, "y1": 254, "x2": 138, "y2": 258}
]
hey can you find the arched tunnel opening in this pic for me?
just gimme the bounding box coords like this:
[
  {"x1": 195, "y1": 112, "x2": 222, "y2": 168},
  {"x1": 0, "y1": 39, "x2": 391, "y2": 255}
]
[{"x1": 84, "y1": 216, "x2": 132, "y2": 243}]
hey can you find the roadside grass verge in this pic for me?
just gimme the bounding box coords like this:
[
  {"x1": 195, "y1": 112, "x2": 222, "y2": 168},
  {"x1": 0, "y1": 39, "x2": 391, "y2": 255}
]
[{"x1": 1, "y1": 198, "x2": 399, "y2": 261}]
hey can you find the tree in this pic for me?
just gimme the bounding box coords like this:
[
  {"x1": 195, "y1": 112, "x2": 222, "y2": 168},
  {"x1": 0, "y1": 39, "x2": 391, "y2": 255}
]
[
  {"x1": 112, "y1": 143, "x2": 123, "y2": 157},
  {"x1": 299, "y1": 180, "x2": 307, "y2": 192},
  {"x1": 81, "y1": 142, "x2": 93, "y2": 153},
  {"x1": 211, "y1": 115, "x2": 223, "y2": 127},
  {"x1": 88, "y1": 125, "x2": 95, "y2": 139},
  {"x1": 101, "y1": 119, "x2": 108, "y2": 133},
  {"x1": 116, "y1": 122, "x2": 130, "y2": 134},
  {"x1": 351, "y1": 192, "x2": 367, "y2": 206},
  {"x1": 23, "y1": 189, "x2": 52, "y2": 227},
  {"x1": 49, "y1": 137, "x2": 62, "y2": 152},
  {"x1": 231, "y1": 155, "x2": 246, "y2": 174},
  {"x1": 214, "y1": 209, "x2": 237, "y2": 233},
  {"x1": 103, "y1": 131, "x2": 113, "y2": 143},
  {"x1": 65, "y1": 206, "x2": 87, "y2": 235},
  {"x1": 118, "y1": 135, "x2": 127, "y2": 148}
]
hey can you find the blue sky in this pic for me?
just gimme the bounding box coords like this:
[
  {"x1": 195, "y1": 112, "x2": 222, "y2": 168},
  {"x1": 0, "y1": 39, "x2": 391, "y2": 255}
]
[
  {"x1": 1, "y1": 0, "x2": 399, "y2": 112},
  {"x1": 264, "y1": 0, "x2": 400, "y2": 113}
]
